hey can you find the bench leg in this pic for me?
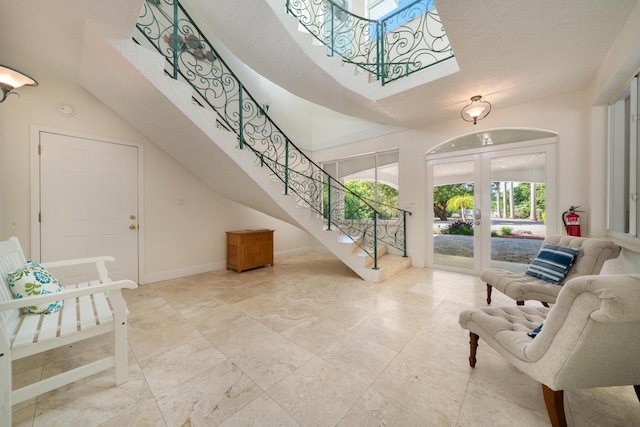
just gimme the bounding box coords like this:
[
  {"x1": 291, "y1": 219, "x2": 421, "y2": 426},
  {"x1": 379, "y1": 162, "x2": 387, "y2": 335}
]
[
  {"x1": 114, "y1": 320, "x2": 128, "y2": 385},
  {"x1": 469, "y1": 332, "x2": 479, "y2": 367},
  {"x1": 542, "y1": 384, "x2": 567, "y2": 427},
  {"x1": 486, "y1": 284, "x2": 493, "y2": 305},
  {"x1": 1, "y1": 338, "x2": 11, "y2": 426},
  {"x1": 111, "y1": 291, "x2": 129, "y2": 386}
]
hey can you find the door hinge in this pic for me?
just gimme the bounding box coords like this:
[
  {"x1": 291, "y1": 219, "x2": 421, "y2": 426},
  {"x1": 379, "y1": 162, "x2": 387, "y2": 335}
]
[
  {"x1": 38, "y1": 212, "x2": 41, "y2": 223},
  {"x1": 38, "y1": 144, "x2": 41, "y2": 155}
]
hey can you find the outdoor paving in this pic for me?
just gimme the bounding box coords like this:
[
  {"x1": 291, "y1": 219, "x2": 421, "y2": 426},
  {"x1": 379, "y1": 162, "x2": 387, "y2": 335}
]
[{"x1": 433, "y1": 234, "x2": 543, "y2": 264}]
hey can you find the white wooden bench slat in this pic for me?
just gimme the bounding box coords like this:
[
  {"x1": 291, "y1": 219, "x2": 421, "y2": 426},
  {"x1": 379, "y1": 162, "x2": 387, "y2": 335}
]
[
  {"x1": 78, "y1": 289, "x2": 97, "y2": 331},
  {"x1": 93, "y1": 291, "x2": 113, "y2": 323},
  {"x1": 59, "y1": 297, "x2": 79, "y2": 337},
  {"x1": 12, "y1": 314, "x2": 40, "y2": 347},
  {"x1": 37, "y1": 310, "x2": 61, "y2": 342},
  {"x1": 1, "y1": 237, "x2": 137, "y2": 425}
]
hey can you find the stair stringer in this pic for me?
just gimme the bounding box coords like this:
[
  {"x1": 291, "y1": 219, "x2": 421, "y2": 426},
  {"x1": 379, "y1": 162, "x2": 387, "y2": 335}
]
[{"x1": 79, "y1": 23, "x2": 405, "y2": 282}]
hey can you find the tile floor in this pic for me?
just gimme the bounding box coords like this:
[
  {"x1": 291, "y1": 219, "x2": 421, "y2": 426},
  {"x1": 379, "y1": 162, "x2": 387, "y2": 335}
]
[{"x1": 11, "y1": 252, "x2": 640, "y2": 426}]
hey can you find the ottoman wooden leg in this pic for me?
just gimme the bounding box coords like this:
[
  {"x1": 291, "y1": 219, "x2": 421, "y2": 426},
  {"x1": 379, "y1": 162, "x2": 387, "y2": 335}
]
[{"x1": 469, "y1": 332, "x2": 479, "y2": 367}]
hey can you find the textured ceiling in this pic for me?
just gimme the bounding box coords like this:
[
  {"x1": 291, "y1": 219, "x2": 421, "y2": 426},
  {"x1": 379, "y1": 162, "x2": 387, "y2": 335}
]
[
  {"x1": 187, "y1": 0, "x2": 638, "y2": 127},
  {"x1": 1, "y1": 0, "x2": 638, "y2": 130}
]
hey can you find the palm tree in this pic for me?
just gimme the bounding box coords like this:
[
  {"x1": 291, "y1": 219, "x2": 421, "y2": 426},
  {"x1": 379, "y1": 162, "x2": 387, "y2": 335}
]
[{"x1": 447, "y1": 195, "x2": 474, "y2": 220}]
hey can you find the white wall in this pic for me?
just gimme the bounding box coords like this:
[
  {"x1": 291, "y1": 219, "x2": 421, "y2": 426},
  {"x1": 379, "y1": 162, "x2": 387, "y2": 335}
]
[
  {"x1": 587, "y1": 0, "x2": 640, "y2": 273},
  {"x1": 0, "y1": 76, "x2": 314, "y2": 284}
]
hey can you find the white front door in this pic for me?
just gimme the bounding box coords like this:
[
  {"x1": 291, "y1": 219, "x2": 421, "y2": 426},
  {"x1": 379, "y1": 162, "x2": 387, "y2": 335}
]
[{"x1": 38, "y1": 132, "x2": 139, "y2": 283}]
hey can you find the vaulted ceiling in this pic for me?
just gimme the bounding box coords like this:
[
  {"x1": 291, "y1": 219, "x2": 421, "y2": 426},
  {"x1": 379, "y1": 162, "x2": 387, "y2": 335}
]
[{"x1": 1, "y1": 0, "x2": 638, "y2": 130}]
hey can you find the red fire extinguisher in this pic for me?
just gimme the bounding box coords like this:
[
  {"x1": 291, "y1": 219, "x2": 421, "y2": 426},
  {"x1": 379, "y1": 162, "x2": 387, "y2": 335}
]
[{"x1": 562, "y1": 206, "x2": 582, "y2": 237}]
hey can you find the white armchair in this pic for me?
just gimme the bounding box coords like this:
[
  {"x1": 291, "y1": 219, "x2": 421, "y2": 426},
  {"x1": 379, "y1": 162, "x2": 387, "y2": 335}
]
[
  {"x1": 482, "y1": 235, "x2": 620, "y2": 306},
  {"x1": 459, "y1": 274, "x2": 640, "y2": 427}
]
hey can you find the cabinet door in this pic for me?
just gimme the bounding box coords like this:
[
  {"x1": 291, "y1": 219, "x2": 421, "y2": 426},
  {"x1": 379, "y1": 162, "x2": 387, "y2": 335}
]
[
  {"x1": 256, "y1": 240, "x2": 272, "y2": 265},
  {"x1": 240, "y1": 243, "x2": 259, "y2": 269}
]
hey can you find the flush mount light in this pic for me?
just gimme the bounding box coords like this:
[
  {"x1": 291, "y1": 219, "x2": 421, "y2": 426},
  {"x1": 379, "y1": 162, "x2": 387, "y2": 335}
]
[
  {"x1": 461, "y1": 95, "x2": 491, "y2": 125},
  {"x1": 0, "y1": 65, "x2": 38, "y2": 103}
]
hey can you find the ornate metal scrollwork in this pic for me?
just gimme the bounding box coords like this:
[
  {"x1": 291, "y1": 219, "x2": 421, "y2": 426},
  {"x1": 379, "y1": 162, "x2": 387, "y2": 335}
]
[{"x1": 286, "y1": 0, "x2": 453, "y2": 84}]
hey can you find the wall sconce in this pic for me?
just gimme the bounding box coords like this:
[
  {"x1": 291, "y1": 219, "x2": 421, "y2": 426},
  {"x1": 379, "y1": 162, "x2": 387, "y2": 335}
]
[
  {"x1": 461, "y1": 95, "x2": 491, "y2": 125},
  {"x1": 0, "y1": 65, "x2": 38, "y2": 103}
]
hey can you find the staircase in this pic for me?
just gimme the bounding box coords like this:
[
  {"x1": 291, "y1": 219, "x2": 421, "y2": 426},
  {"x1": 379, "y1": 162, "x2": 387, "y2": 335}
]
[{"x1": 78, "y1": 0, "x2": 411, "y2": 282}]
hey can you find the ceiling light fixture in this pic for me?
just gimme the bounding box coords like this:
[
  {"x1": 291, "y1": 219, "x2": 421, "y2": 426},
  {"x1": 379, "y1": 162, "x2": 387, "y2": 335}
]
[
  {"x1": 461, "y1": 95, "x2": 491, "y2": 125},
  {"x1": 0, "y1": 65, "x2": 38, "y2": 103}
]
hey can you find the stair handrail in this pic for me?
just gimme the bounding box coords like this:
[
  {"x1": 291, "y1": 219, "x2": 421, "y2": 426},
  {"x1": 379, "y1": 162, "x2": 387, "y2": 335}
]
[
  {"x1": 285, "y1": 0, "x2": 454, "y2": 85},
  {"x1": 136, "y1": 0, "x2": 412, "y2": 268},
  {"x1": 245, "y1": 143, "x2": 412, "y2": 261}
]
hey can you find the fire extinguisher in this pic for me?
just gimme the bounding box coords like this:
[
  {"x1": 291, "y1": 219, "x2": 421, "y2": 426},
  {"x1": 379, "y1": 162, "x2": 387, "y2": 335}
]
[{"x1": 562, "y1": 206, "x2": 583, "y2": 237}]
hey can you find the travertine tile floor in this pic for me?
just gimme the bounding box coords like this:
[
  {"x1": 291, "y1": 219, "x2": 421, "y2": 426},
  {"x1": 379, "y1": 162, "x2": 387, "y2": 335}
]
[{"x1": 11, "y1": 252, "x2": 640, "y2": 426}]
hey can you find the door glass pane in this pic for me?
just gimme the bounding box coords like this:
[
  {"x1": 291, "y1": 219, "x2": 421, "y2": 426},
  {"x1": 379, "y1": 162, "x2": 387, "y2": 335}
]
[
  {"x1": 490, "y1": 153, "x2": 546, "y2": 272},
  {"x1": 432, "y1": 160, "x2": 475, "y2": 270}
]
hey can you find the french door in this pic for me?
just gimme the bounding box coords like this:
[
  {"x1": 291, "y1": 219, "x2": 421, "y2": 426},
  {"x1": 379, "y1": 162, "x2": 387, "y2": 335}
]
[{"x1": 426, "y1": 141, "x2": 556, "y2": 275}]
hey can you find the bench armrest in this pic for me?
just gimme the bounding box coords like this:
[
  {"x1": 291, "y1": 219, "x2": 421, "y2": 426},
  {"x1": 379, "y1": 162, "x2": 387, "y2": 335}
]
[
  {"x1": 0, "y1": 279, "x2": 138, "y2": 312},
  {"x1": 41, "y1": 256, "x2": 115, "y2": 283}
]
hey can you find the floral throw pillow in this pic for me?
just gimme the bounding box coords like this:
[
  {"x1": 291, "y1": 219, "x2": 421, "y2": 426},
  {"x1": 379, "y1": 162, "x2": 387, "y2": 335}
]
[{"x1": 7, "y1": 260, "x2": 64, "y2": 314}]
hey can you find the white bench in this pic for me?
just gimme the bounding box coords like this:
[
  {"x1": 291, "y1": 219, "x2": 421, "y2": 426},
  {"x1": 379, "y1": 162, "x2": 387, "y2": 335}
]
[{"x1": 0, "y1": 237, "x2": 138, "y2": 424}]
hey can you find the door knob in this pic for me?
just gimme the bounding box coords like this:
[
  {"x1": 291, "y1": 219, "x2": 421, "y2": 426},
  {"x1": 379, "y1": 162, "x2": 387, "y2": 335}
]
[{"x1": 130, "y1": 224, "x2": 137, "y2": 230}]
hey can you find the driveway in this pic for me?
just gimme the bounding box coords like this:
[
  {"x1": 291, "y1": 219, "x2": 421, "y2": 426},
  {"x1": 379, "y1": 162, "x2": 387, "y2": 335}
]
[{"x1": 433, "y1": 234, "x2": 543, "y2": 263}]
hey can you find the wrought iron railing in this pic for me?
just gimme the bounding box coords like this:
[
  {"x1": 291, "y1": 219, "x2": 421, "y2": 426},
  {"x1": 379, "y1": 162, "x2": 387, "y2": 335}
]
[
  {"x1": 135, "y1": 0, "x2": 411, "y2": 269},
  {"x1": 285, "y1": 0, "x2": 453, "y2": 85}
]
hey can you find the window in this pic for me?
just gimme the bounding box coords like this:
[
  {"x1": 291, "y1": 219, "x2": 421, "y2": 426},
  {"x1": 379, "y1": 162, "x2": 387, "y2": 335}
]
[
  {"x1": 322, "y1": 149, "x2": 399, "y2": 220},
  {"x1": 608, "y1": 75, "x2": 640, "y2": 238},
  {"x1": 367, "y1": 0, "x2": 399, "y2": 20}
]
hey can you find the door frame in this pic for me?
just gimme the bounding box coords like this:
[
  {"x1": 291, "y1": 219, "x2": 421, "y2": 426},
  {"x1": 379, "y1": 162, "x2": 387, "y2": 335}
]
[
  {"x1": 426, "y1": 137, "x2": 557, "y2": 275},
  {"x1": 30, "y1": 125, "x2": 145, "y2": 282}
]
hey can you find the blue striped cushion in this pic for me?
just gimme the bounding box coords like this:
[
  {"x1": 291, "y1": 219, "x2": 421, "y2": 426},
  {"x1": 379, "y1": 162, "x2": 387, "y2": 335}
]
[{"x1": 525, "y1": 244, "x2": 578, "y2": 284}]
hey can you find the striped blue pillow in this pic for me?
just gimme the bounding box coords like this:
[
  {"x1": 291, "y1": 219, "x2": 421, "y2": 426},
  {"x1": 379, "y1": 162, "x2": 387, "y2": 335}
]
[{"x1": 525, "y1": 244, "x2": 578, "y2": 284}]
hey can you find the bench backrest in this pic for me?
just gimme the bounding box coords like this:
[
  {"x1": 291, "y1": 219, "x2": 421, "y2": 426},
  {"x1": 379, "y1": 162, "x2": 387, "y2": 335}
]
[{"x1": 0, "y1": 237, "x2": 28, "y2": 332}]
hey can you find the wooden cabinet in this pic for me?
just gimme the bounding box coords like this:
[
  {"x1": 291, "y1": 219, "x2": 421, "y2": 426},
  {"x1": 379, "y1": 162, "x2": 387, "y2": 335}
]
[{"x1": 226, "y1": 229, "x2": 274, "y2": 273}]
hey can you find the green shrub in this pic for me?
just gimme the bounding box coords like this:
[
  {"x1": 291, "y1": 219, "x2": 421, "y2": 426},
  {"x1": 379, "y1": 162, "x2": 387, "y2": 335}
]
[
  {"x1": 442, "y1": 220, "x2": 474, "y2": 236},
  {"x1": 501, "y1": 226, "x2": 513, "y2": 236},
  {"x1": 491, "y1": 230, "x2": 498, "y2": 237}
]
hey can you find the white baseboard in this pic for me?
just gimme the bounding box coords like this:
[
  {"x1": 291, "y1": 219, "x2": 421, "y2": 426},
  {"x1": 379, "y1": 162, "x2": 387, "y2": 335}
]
[
  {"x1": 141, "y1": 247, "x2": 316, "y2": 284},
  {"x1": 274, "y1": 246, "x2": 315, "y2": 258},
  {"x1": 312, "y1": 244, "x2": 331, "y2": 253},
  {"x1": 141, "y1": 261, "x2": 227, "y2": 284}
]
